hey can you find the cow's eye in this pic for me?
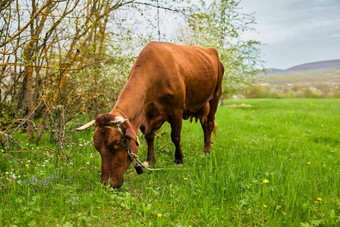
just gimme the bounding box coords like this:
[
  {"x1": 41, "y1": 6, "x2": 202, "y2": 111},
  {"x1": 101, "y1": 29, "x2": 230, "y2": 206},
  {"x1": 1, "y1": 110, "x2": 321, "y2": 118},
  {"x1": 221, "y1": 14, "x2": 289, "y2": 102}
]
[{"x1": 114, "y1": 141, "x2": 121, "y2": 148}]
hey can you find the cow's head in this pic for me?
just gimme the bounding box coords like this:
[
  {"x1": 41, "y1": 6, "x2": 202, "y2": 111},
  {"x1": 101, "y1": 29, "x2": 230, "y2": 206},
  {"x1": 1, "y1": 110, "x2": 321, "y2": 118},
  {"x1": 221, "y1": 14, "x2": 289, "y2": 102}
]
[{"x1": 77, "y1": 113, "x2": 139, "y2": 188}]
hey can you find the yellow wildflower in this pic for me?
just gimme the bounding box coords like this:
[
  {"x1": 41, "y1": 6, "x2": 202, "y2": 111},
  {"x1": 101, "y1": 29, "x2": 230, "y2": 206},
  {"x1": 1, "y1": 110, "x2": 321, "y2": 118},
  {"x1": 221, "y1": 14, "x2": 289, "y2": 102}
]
[
  {"x1": 1, "y1": 149, "x2": 4, "y2": 153},
  {"x1": 157, "y1": 213, "x2": 162, "y2": 218},
  {"x1": 317, "y1": 198, "x2": 322, "y2": 201},
  {"x1": 263, "y1": 179, "x2": 269, "y2": 184},
  {"x1": 26, "y1": 164, "x2": 29, "y2": 167},
  {"x1": 184, "y1": 178, "x2": 189, "y2": 181},
  {"x1": 263, "y1": 205, "x2": 267, "y2": 208},
  {"x1": 307, "y1": 162, "x2": 311, "y2": 165}
]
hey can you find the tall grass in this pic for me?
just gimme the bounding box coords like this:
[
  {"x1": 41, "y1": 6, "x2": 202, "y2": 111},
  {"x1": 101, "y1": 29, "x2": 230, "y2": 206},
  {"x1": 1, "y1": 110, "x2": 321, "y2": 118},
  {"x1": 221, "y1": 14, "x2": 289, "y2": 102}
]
[{"x1": 1, "y1": 99, "x2": 339, "y2": 226}]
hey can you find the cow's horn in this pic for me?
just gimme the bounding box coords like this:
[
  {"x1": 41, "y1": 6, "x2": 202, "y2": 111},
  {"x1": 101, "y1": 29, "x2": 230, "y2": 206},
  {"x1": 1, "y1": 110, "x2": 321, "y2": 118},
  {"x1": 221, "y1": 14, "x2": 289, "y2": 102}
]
[
  {"x1": 76, "y1": 120, "x2": 95, "y2": 131},
  {"x1": 110, "y1": 116, "x2": 127, "y2": 125}
]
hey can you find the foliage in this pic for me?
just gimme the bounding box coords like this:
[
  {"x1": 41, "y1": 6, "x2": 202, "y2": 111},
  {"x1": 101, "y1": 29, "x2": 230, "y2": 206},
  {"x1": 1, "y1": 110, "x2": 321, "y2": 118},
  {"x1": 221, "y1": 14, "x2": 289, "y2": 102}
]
[
  {"x1": 177, "y1": 0, "x2": 265, "y2": 97},
  {"x1": 244, "y1": 66, "x2": 340, "y2": 99},
  {"x1": 1, "y1": 99, "x2": 340, "y2": 225},
  {"x1": 242, "y1": 83, "x2": 340, "y2": 99},
  {"x1": 0, "y1": 0, "x2": 191, "y2": 143},
  {"x1": 242, "y1": 85, "x2": 279, "y2": 98}
]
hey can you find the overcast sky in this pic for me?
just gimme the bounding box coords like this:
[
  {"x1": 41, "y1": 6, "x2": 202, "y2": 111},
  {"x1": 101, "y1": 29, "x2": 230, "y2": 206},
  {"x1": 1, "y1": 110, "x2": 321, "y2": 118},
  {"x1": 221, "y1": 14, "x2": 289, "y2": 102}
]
[{"x1": 239, "y1": 0, "x2": 340, "y2": 69}]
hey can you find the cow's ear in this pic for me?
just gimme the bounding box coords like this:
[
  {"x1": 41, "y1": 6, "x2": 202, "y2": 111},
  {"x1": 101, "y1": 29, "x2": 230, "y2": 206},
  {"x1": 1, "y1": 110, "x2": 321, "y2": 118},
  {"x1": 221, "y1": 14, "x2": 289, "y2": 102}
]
[{"x1": 123, "y1": 121, "x2": 140, "y2": 146}]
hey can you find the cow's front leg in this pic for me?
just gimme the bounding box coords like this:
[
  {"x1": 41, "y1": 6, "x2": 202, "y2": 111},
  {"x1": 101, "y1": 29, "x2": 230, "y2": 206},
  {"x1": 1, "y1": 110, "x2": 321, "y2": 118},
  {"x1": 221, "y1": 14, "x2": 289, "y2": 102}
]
[
  {"x1": 169, "y1": 114, "x2": 184, "y2": 164},
  {"x1": 145, "y1": 132, "x2": 156, "y2": 164}
]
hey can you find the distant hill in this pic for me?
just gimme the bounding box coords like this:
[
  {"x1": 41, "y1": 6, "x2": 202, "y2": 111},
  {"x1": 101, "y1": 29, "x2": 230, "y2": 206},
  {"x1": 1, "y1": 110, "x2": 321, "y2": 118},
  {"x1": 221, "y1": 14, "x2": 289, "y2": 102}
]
[
  {"x1": 261, "y1": 59, "x2": 340, "y2": 85},
  {"x1": 287, "y1": 59, "x2": 340, "y2": 72},
  {"x1": 267, "y1": 59, "x2": 340, "y2": 74}
]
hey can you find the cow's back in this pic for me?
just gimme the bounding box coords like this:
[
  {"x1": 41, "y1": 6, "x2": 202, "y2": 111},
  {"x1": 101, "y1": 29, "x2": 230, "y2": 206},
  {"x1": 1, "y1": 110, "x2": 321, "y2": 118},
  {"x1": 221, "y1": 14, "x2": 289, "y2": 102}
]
[{"x1": 131, "y1": 42, "x2": 222, "y2": 113}]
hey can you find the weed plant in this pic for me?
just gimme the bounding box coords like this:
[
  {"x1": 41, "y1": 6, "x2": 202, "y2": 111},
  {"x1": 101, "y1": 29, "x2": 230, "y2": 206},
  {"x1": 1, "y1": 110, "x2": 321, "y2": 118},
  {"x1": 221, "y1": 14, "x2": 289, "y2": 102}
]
[{"x1": 1, "y1": 99, "x2": 339, "y2": 226}]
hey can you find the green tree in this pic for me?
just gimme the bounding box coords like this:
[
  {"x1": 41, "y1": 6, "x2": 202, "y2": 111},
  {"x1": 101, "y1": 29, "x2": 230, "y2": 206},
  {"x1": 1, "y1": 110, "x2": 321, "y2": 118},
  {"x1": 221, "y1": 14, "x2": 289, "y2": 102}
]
[{"x1": 178, "y1": 0, "x2": 264, "y2": 97}]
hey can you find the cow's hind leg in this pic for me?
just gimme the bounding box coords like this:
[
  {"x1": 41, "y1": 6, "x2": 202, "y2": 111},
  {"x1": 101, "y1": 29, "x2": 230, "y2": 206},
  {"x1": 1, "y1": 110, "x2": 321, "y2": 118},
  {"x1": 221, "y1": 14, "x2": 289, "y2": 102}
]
[
  {"x1": 200, "y1": 96, "x2": 220, "y2": 154},
  {"x1": 169, "y1": 112, "x2": 184, "y2": 164}
]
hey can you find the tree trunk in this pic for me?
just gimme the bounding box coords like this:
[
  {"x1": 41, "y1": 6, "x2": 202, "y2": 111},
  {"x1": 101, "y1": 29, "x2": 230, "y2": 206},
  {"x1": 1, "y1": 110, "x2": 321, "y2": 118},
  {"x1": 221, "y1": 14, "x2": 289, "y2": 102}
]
[
  {"x1": 36, "y1": 109, "x2": 47, "y2": 143},
  {"x1": 26, "y1": 62, "x2": 35, "y2": 139},
  {"x1": 16, "y1": 72, "x2": 27, "y2": 118}
]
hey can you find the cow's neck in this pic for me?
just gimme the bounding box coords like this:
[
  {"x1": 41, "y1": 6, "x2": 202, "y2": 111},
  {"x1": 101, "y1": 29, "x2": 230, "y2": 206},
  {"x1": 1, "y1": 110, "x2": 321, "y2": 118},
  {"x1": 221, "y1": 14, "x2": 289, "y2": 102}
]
[{"x1": 111, "y1": 78, "x2": 147, "y2": 131}]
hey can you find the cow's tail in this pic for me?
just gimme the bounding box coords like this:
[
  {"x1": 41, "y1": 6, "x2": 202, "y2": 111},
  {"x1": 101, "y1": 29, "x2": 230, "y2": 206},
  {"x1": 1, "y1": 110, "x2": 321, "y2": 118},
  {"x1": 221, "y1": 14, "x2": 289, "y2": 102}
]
[
  {"x1": 212, "y1": 59, "x2": 224, "y2": 138},
  {"x1": 213, "y1": 122, "x2": 218, "y2": 137}
]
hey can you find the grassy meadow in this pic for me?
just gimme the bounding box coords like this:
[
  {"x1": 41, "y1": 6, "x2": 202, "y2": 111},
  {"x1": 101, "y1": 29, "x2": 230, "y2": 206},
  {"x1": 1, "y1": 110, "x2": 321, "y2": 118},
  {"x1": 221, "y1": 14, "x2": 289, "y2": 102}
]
[{"x1": 1, "y1": 99, "x2": 340, "y2": 226}]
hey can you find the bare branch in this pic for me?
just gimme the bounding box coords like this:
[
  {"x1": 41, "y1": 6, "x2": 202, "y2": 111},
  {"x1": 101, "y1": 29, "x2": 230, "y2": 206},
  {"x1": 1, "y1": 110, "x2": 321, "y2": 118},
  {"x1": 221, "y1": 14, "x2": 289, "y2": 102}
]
[
  {"x1": 0, "y1": 0, "x2": 53, "y2": 48},
  {"x1": 131, "y1": 1, "x2": 180, "y2": 13}
]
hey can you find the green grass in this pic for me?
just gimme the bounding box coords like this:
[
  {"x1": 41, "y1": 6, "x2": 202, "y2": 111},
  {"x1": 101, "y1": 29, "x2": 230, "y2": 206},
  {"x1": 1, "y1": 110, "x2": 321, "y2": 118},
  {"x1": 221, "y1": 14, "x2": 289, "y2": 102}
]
[{"x1": 1, "y1": 99, "x2": 340, "y2": 226}]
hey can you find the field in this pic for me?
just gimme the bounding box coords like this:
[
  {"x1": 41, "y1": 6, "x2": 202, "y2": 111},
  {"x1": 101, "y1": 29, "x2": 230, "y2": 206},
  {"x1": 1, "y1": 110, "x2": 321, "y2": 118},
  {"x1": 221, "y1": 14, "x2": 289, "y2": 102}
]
[
  {"x1": 262, "y1": 67, "x2": 340, "y2": 85},
  {"x1": 1, "y1": 99, "x2": 340, "y2": 226},
  {"x1": 243, "y1": 67, "x2": 340, "y2": 99}
]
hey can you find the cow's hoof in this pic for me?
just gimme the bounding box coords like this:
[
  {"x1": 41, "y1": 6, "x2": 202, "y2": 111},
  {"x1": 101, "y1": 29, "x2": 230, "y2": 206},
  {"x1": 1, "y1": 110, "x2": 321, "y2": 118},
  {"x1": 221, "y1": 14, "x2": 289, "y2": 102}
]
[
  {"x1": 103, "y1": 182, "x2": 111, "y2": 189},
  {"x1": 175, "y1": 158, "x2": 183, "y2": 164},
  {"x1": 204, "y1": 149, "x2": 210, "y2": 155},
  {"x1": 146, "y1": 158, "x2": 156, "y2": 166}
]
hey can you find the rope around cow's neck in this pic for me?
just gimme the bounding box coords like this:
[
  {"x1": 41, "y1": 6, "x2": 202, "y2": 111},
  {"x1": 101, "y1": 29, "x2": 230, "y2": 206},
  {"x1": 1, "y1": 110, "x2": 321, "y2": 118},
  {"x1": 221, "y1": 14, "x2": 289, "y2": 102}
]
[
  {"x1": 112, "y1": 109, "x2": 129, "y2": 120},
  {"x1": 111, "y1": 109, "x2": 181, "y2": 172},
  {"x1": 110, "y1": 114, "x2": 168, "y2": 172},
  {"x1": 127, "y1": 151, "x2": 169, "y2": 172}
]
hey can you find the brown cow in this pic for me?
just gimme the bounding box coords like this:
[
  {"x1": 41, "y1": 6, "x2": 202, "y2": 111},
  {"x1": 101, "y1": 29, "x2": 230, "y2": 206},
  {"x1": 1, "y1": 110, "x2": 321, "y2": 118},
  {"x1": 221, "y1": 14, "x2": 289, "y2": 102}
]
[{"x1": 77, "y1": 41, "x2": 224, "y2": 188}]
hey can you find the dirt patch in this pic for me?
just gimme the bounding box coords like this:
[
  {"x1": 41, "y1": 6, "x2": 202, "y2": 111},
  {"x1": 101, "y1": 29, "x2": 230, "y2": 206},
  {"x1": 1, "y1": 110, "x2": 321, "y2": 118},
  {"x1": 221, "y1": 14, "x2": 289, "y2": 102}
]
[{"x1": 225, "y1": 104, "x2": 252, "y2": 108}]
